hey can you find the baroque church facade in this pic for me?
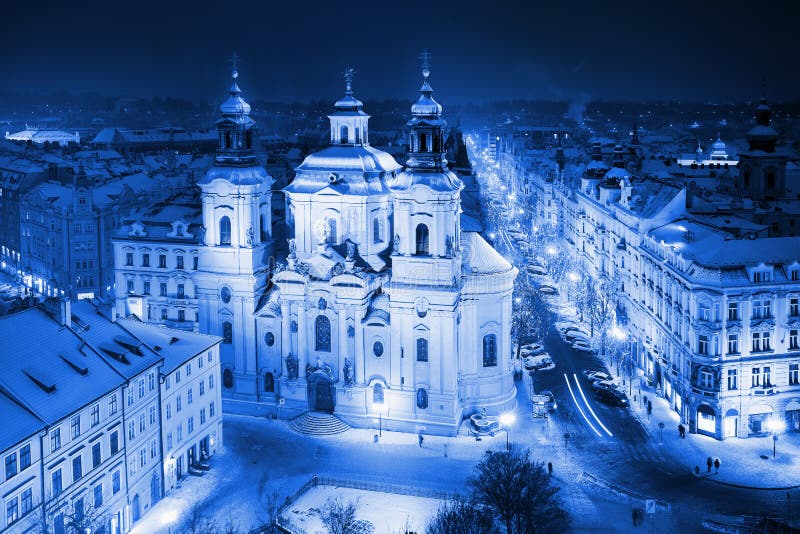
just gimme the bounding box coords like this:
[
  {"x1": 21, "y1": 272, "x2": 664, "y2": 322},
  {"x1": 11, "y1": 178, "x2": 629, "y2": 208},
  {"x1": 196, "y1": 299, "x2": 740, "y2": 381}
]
[{"x1": 193, "y1": 64, "x2": 517, "y2": 435}]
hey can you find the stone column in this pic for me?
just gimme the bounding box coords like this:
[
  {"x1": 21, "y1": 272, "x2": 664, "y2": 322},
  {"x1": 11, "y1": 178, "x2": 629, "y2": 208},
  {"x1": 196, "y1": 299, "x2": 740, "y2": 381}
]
[
  {"x1": 338, "y1": 305, "x2": 348, "y2": 383},
  {"x1": 354, "y1": 306, "x2": 366, "y2": 384},
  {"x1": 280, "y1": 301, "x2": 292, "y2": 376},
  {"x1": 298, "y1": 303, "x2": 308, "y2": 378}
]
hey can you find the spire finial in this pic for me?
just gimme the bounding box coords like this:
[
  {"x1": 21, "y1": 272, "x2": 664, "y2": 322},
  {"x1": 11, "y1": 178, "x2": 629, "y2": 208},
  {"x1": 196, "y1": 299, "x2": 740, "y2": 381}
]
[
  {"x1": 231, "y1": 52, "x2": 239, "y2": 79},
  {"x1": 419, "y1": 49, "x2": 432, "y2": 80},
  {"x1": 343, "y1": 66, "x2": 355, "y2": 95}
]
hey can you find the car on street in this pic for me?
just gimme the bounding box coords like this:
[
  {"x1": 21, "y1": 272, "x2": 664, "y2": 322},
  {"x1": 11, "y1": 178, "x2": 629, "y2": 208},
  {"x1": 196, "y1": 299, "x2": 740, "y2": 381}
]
[
  {"x1": 526, "y1": 264, "x2": 548, "y2": 276},
  {"x1": 595, "y1": 387, "x2": 629, "y2": 407},
  {"x1": 523, "y1": 353, "x2": 555, "y2": 371},
  {"x1": 591, "y1": 379, "x2": 618, "y2": 391},
  {"x1": 571, "y1": 339, "x2": 593, "y2": 352},
  {"x1": 584, "y1": 370, "x2": 613, "y2": 383},
  {"x1": 539, "y1": 285, "x2": 558, "y2": 295},
  {"x1": 555, "y1": 320, "x2": 579, "y2": 332},
  {"x1": 538, "y1": 390, "x2": 557, "y2": 411},
  {"x1": 519, "y1": 342, "x2": 545, "y2": 356}
]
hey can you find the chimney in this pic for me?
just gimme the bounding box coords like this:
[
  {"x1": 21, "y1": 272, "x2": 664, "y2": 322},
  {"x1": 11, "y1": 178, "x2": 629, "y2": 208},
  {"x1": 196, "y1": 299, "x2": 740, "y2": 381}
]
[{"x1": 59, "y1": 297, "x2": 72, "y2": 328}]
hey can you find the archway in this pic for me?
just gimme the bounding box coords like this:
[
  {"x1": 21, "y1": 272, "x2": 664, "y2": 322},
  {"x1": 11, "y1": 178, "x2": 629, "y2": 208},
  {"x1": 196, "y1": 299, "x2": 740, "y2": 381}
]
[
  {"x1": 150, "y1": 472, "x2": 161, "y2": 507},
  {"x1": 132, "y1": 494, "x2": 141, "y2": 523},
  {"x1": 696, "y1": 404, "x2": 716, "y2": 436},
  {"x1": 307, "y1": 371, "x2": 335, "y2": 413}
]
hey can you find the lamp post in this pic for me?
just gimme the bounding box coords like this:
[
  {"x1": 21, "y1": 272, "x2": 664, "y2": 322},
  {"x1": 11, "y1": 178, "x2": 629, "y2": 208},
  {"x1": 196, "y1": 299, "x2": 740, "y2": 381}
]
[
  {"x1": 376, "y1": 402, "x2": 384, "y2": 438},
  {"x1": 563, "y1": 432, "x2": 571, "y2": 463},
  {"x1": 499, "y1": 412, "x2": 515, "y2": 452},
  {"x1": 767, "y1": 416, "x2": 786, "y2": 459}
]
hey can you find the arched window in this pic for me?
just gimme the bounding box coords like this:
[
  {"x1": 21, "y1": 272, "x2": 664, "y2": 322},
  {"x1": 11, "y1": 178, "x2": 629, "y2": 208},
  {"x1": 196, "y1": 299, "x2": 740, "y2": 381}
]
[
  {"x1": 372, "y1": 383, "x2": 384, "y2": 405},
  {"x1": 222, "y1": 321, "x2": 232, "y2": 344},
  {"x1": 219, "y1": 216, "x2": 232, "y2": 246},
  {"x1": 415, "y1": 224, "x2": 429, "y2": 255},
  {"x1": 419, "y1": 132, "x2": 427, "y2": 152},
  {"x1": 340, "y1": 125, "x2": 349, "y2": 144},
  {"x1": 354, "y1": 127, "x2": 360, "y2": 144},
  {"x1": 416, "y1": 388, "x2": 428, "y2": 409},
  {"x1": 260, "y1": 214, "x2": 267, "y2": 242},
  {"x1": 264, "y1": 372, "x2": 274, "y2": 393},
  {"x1": 416, "y1": 337, "x2": 428, "y2": 362},
  {"x1": 245, "y1": 130, "x2": 252, "y2": 149},
  {"x1": 483, "y1": 334, "x2": 497, "y2": 367},
  {"x1": 315, "y1": 315, "x2": 331, "y2": 352},
  {"x1": 224, "y1": 131, "x2": 232, "y2": 149},
  {"x1": 223, "y1": 369, "x2": 233, "y2": 389},
  {"x1": 373, "y1": 217, "x2": 383, "y2": 243},
  {"x1": 326, "y1": 218, "x2": 337, "y2": 245}
]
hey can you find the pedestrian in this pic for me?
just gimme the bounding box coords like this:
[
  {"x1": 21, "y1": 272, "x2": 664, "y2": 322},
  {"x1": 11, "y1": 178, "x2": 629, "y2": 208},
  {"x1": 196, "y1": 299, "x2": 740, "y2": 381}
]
[
  {"x1": 418, "y1": 433, "x2": 424, "y2": 448},
  {"x1": 678, "y1": 424, "x2": 685, "y2": 438},
  {"x1": 643, "y1": 395, "x2": 648, "y2": 408},
  {"x1": 714, "y1": 458, "x2": 720, "y2": 473},
  {"x1": 707, "y1": 457, "x2": 713, "y2": 473},
  {"x1": 647, "y1": 401, "x2": 652, "y2": 419},
  {"x1": 443, "y1": 443, "x2": 448, "y2": 458},
  {"x1": 547, "y1": 461, "x2": 553, "y2": 476}
]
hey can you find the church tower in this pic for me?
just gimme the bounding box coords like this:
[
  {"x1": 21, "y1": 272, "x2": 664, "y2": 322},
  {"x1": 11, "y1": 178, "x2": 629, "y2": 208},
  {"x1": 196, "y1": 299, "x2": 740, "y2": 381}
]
[
  {"x1": 195, "y1": 62, "x2": 275, "y2": 398},
  {"x1": 736, "y1": 95, "x2": 789, "y2": 201}
]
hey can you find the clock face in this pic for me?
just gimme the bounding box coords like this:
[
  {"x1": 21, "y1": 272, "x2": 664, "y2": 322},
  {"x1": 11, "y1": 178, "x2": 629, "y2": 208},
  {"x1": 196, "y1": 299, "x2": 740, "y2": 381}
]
[{"x1": 220, "y1": 286, "x2": 232, "y2": 304}]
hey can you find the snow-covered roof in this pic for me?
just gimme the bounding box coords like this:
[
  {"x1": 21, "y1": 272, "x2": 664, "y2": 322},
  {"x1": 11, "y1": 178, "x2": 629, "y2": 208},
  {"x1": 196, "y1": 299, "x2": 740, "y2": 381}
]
[
  {"x1": 119, "y1": 317, "x2": 221, "y2": 374},
  {"x1": 460, "y1": 232, "x2": 513, "y2": 275},
  {"x1": 0, "y1": 391, "x2": 43, "y2": 451},
  {"x1": 199, "y1": 165, "x2": 272, "y2": 187},
  {"x1": 388, "y1": 169, "x2": 463, "y2": 193},
  {"x1": 295, "y1": 145, "x2": 401, "y2": 174}
]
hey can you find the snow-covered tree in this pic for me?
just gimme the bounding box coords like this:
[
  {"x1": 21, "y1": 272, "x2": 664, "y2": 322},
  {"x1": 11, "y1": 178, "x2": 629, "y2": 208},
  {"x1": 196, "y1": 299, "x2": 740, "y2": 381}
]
[
  {"x1": 319, "y1": 496, "x2": 359, "y2": 534},
  {"x1": 426, "y1": 498, "x2": 494, "y2": 534}
]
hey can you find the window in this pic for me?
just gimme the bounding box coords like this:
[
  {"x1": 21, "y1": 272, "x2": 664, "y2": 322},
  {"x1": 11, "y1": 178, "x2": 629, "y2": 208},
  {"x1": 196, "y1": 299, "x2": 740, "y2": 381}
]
[
  {"x1": 791, "y1": 298, "x2": 799, "y2": 317},
  {"x1": 143, "y1": 280, "x2": 151, "y2": 295},
  {"x1": 790, "y1": 364, "x2": 799, "y2": 385},
  {"x1": 372, "y1": 383, "x2": 384, "y2": 405},
  {"x1": 483, "y1": 334, "x2": 497, "y2": 367},
  {"x1": 752, "y1": 332, "x2": 771, "y2": 352},
  {"x1": 161, "y1": 308, "x2": 168, "y2": 320},
  {"x1": 126, "y1": 252, "x2": 133, "y2": 266},
  {"x1": 176, "y1": 255, "x2": 184, "y2": 269},
  {"x1": 187, "y1": 388, "x2": 193, "y2": 405},
  {"x1": 223, "y1": 322, "x2": 232, "y2": 344},
  {"x1": 137, "y1": 379, "x2": 145, "y2": 398},
  {"x1": 21, "y1": 488, "x2": 32, "y2": 516},
  {"x1": 219, "y1": 216, "x2": 232, "y2": 245},
  {"x1": 699, "y1": 369, "x2": 713, "y2": 389},
  {"x1": 727, "y1": 334, "x2": 739, "y2": 355},
  {"x1": 186, "y1": 363, "x2": 191, "y2": 377},
  {"x1": 112, "y1": 470, "x2": 120, "y2": 494},
  {"x1": 6, "y1": 496, "x2": 18, "y2": 526},
  {"x1": 177, "y1": 424, "x2": 183, "y2": 443},
  {"x1": 727, "y1": 369, "x2": 737, "y2": 390},
  {"x1": 165, "y1": 376, "x2": 171, "y2": 390},
  {"x1": 340, "y1": 125, "x2": 349, "y2": 144},
  {"x1": 415, "y1": 224, "x2": 430, "y2": 255},
  {"x1": 200, "y1": 381, "x2": 205, "y2": 396},
  {"x1": 149, "y1": 372, "x2": 156, "y2": 391},
  {"x1": 128, "y1": 389, "x2": 134, "y2": 406},
  {"x1": 177, "y1": 283, "x2": 185, "y2": 298},
  {"x1": 5, "y1": 452, "x2": 17, "y2": 479},
  {"x1": 208, "y1": 351, "x2": 213, "y2": 363},
  {"x1": 792, "y1": 270, "x2": 800, "y2": 281},
  {"x1": 698, "y1": 335, "x2": 709, "y2": 355},
  {"x1": 89, "y1": 444, "x2": 101, "y2": 469},
  {"x1": 149, "y1": 405, "x2": 156, "y2": 425},
  {"x1": 188, "y1": 416, "x2": 194, "y2": 434},
  {"x1": 416, "y1": 388, "x2": 428, "y2": 409},
  {"x1": 160, "y1": 282, "x2": 167, "y2": 296},
  {"x1": 94, "y1": 483, "x2": 103, "y2": 508},
  {"x1": 158, "y1": 254, "x2": 167, "y2": 268},
  {"x1": 764, "y1": 366, "x2": 772, "y2": 386},
  {"x1": 139, "y1": 448, "x2": 146, "y2": 468},
  {"x1": 416, "y1": 337, "x2": 428, "y2": 362},
  {"x1": 790, "y1": 329, "x2": 799, "y2": 350},
  {"x1": 372, "y1": 341, "x2": 384, "y2": 357},
  {"x1": 71, "y1": 415, "x2": 81, "y2": 439},
  {"x1": 193, "y1": 256, "x2": 198, "y2": 270},
  {"x1": 325, "y1": 218, "x2": 337, "y2": 245},
  {"x1": 175, "y1": 369, "x2": 181, "y2": 383},
  {"x1": 223, "y1": 369, "x2": 233, "y2": 388},
  {"x1": 200, "y1": 408, "x2": 206, "y2": 424},
  {"x1": 150, "y1": 439, "x2": 157, "y2": 459},
  {"x1": 142, "y1": 253, "x2": 150, "y2": 267},
  {"x1": 167, "y1": 433, "x2": 173, "y2": 450},
  {"x1": 210, "y1": 374, "x2": 215, "y2": 389},
  {"x1": 128, "y1": 421, "x2": 135, "y2": 440},
  {"x1": 176, "y1": 394, "x2": 182, "y2": 413},
  {"x1": 752, "y1": 299, "x2": 771, "y2": 319},
  {"x1": 698, "y1": 304, "x2": 711, "y2": 322},
  {"x1": 52, "y1": 469, "x2": 62, "y2": 496},
  {"x1": 50, "y1": 428, "x2": 61, "y2": 452},
  {"x1": 179, "y1": 309, "x2": 186, "y2": 322},
  {"x1": 373, "y1": 217, "x2": 383, "y2": 243},
  {"x1": 72, "y1": 456, "x2": 82, "y2": 482},
  {"x1": 74, "y1": 496, "x2": 84, "y2": 522},
  {"x1": 166, "y1": 403, "x2": 172, "y2": 420},
  {"x1": 198, "y1": 356, "x2": 204, "y2": 368},
  {"x1": 752, "y1": 367, "x2": 761, "y2": 387},
  {"x1": 19, "y1": 445, "x2": 30, "y2": 471},
  {"x1": 315, "y1": 315, "x2": 331, "y2": 352},
  {"x1": 210, "y1": 401, "x2": 216, "y2": 417},
  {"x1": 110, "y1": 431, "x2": 119, "y2": 455}
]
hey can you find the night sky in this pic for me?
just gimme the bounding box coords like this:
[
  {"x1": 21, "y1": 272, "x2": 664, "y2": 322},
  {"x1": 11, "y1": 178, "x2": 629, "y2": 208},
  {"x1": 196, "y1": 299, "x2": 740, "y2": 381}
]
[{"x1": 3, "y1": 0, "x2": 798, "y2": 104}]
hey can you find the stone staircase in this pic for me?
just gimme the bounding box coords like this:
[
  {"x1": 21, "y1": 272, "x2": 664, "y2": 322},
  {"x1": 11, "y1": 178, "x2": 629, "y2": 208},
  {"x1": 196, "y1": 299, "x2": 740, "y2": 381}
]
[{"x1": 289, "y1": 412, "x2": 351, "y2": 436}]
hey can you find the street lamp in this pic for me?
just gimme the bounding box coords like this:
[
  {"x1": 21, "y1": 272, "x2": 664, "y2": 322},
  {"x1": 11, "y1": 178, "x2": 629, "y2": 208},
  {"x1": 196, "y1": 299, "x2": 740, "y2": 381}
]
[
  {"x1": 767, "y1": 416, "x2": 786, "y2": 459},
  {"x1": 375, "y1": 401, "x2": 385, "y2": 438},
  {"x1": 499, "y1": 412, "x2": 515, "y2": 452}
]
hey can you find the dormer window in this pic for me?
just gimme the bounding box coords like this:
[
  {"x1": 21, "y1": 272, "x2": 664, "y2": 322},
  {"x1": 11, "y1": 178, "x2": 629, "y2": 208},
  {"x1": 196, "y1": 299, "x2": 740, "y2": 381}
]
[
  {"x1": 752, "y1": 270, "x2": 772, "y2": 283},
  {"x1": 340, "y1": 125, "x2": 349, "y2": 144}
]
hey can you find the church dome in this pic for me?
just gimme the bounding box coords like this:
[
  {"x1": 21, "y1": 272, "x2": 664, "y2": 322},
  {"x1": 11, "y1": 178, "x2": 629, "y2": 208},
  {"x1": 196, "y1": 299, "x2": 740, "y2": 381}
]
[
  {"x1": 220, "y1": 81, "x2": 251, "y2": 115},
  {"x1": 411, "y1": 80, "x2": 442, "y2": 117}
]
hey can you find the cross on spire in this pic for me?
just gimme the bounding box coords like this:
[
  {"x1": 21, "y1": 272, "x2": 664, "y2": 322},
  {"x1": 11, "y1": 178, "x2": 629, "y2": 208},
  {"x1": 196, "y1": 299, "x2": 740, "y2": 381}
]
[
  {"x1": 231, "y1": 52, "x2": 240, "y2": 79},
  {"x1": 343, "y1": 66, "x2": 355, "y2": 95},
  {"x1": 419, "y1": 49, "x2": 431, "y2": 79}
]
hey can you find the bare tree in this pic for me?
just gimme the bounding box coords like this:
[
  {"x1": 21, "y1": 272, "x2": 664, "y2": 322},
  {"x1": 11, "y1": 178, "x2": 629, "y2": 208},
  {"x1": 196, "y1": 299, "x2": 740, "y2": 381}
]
[
  {"x1": 258, "y1": 484, "x2": 282, "y2": 533},
  {"x1": 181, "y1": 503, "x2": 218, "y2": 534},
  {"x1": 24, "y1": 491, "x2": 109, "y2": 534},
  {"x1": 319, "y1": 496, "x2": 359, "y2": 534},
  {"x1": 426, "y1": 498, "x2": 494, "y2": 534}
]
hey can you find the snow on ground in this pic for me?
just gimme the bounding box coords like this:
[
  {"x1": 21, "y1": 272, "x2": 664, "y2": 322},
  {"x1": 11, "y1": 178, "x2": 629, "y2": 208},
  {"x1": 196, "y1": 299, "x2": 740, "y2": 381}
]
[{"x1": 283, "y1": 486, "x2": 442, "y2": 534}]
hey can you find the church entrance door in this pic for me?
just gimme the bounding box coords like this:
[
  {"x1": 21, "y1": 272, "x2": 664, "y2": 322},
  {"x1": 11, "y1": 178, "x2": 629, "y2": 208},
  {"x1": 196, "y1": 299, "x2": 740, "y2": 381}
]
[{"x1": 308, "y1": 372, "x2": 335, "y2": 413}]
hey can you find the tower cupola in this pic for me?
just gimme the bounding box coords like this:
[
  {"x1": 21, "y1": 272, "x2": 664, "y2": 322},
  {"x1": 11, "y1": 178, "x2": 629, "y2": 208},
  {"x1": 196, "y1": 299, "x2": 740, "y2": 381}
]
[
  {"x1": 328, "y1": 67, "x2": 370, "y2": 146},
  {"x1": 406, "y1": 51, "x2": 447, "y2": 171},
  {"x1": 215, "y1": 57, "x2": 257, "y2": 167}
]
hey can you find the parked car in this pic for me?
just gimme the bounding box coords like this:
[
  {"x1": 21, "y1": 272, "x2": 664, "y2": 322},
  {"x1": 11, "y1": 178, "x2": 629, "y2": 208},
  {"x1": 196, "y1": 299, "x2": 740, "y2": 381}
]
[
  {"x1": 585, "y1": 371, "x2": 613, "y2": 383},
  {"x1": 526, "y1": 264, "x2": 548, "y2": 276},
  {"x1": 539, "y1": 285, "x2": 558, "y2": 295},
  {"x1": 519, "y1": 342, "x2": 545, "y2": 356},
  {"x1": 564, "y1": 330, "x2": 590, "y2": 343},
  {"x1": 591, "y1": 379, "x2": 617, "y2": 391},
  {"x1": 595, "y1": 387, "x2": 629, "y2": 407},
  {"x1": 538, "y1": 390, "x2": 557, "y2": 411},
  {"x1": 555, "y1": 321, "x2": 580, "y2": 333},
  {"x1": 571, "y1": 340, "x2": 593, "y2": 352},
  {"x1": 523, "y1": 353, "x2": 555, "y2": 371}
]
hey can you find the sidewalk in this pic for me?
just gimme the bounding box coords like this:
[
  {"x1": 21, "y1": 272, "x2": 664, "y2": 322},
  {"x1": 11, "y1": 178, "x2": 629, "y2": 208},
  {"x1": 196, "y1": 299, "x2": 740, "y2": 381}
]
[{"x1": 630, "y1": 375, "x2": 800, "y2": 490}]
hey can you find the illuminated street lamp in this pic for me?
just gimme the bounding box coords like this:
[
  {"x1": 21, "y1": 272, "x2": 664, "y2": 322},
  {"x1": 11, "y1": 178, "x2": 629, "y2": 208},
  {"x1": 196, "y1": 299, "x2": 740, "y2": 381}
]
[
  {"x1": 767, "y1": 416, "x2": 786, "y2": 459},
  {"x1": 567, "y1": 272, "x2": 580, "y2": 283},
  {"x1": 499, "y1": 412, "x2": 516, "y2": 452}
]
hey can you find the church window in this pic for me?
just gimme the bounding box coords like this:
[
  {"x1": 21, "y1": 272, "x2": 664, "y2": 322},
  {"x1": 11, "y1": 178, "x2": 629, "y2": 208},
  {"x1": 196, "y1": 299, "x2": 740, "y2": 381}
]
[
  {"x1": 224, "y1": 131, "x2": 231, "y2": 150},
  {"x1": 222, "y1": 369, "x2": 233, "y2": 389},
  {"x1": 766, "y1": 171, "x2": 775, "y2": 191},
  {"x1": 315, "y1": 315, "x2": 331, "y2": 352},
  {"x1": 372, "y1": 383, "x2": 384, "y2": 405},
  {"x1": 373, "y1": 217, "x2": 383, "y2": 243},
  {"x1": 326, "y1": 218, "x2": 337, "y2": 245},
  {"x1": 416, "y1": 388, "x2": 428, "y2": 409},
  {"x1": 220, "y1": 286, "x2": 231, "y2": 303},
  {"x1": 246, "y1": 130, "x2": 252, "y2": 149},
  {"x1": 260, "y1": 214, "x2": 267, "y2": 242},
  {"x1": 372, "y1": 341, "x2": 384, "y2": 358},
  {"x1": 264, "y1": 372, "x2": 274, "y2": 393},
  {"x1": 415, "y1": 224, "x2": 430, "y2": 255},
  {"x1": 265, "y1": 332, "x2": 275, "y2": 347},
  {"x1": 222, "y1": 322, "x2": 232, "y2": 344},
  {"x1": 340, "y1": 125, "x2": 349, "y2": 144},
  {"x1": 219, "y1": 216, "x2": 232, "y2": 246},
  {"x1": 419, "y1": 132, "x2": 427, "y2": 152},
  {"x1": 416, "y1": 338, "x2": 428, "y2": 362},
  {"x1": 483, "y1": 334, "x2": 497, "y2": 367},
  {"x1": 354, "y1": 127, "x2": 360, "y2": 143}
]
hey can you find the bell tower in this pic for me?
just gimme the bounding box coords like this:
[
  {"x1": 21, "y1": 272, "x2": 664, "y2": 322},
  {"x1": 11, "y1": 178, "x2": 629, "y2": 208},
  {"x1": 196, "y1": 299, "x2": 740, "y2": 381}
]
[
  {"x1": 195, "y1": 59, "x2": 275, "y2": 398},
  {"x1": 736, "y1": 94, "x2": 788, "y2": 201}
]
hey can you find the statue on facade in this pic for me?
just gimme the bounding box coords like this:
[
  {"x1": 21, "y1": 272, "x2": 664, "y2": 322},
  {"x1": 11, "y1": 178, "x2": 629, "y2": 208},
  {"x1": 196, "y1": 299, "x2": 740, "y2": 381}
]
[
  {"x1": 343, "y1": 358, "x2": 354, "y2": 386},
  {"x1": 445, "y1": 235, "x2": 453, "y2": 258},
  {"x1": 246, "y1": 226, "x2": 254, "y2": 245},
  {"x1": 198, "y1": 226, "x2": 207, "y2": 244},
  {"x1": 393, "y1": 234, "x2": 401, "y2": 254},
  {"x1": 285, "y1": 353, "x2": 298, "y2": 379},
  {"x1": 287, "y1": 238, "x2": 297, "y2": 259},
  {"x1": 346, "y1": 240, "x2": 356, "y2": 261},
  {"x1": 306, "y1": 363, "x2": 315, "y2": 377}
]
